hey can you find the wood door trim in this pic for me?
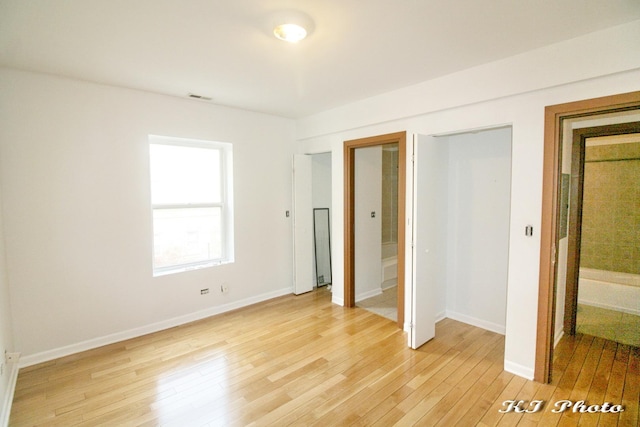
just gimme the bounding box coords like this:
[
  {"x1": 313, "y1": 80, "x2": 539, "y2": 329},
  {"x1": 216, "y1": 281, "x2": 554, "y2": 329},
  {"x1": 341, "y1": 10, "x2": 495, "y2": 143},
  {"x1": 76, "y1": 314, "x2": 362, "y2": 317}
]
[
  {"x1": 564, "y1": 122, "x2": 640, "y2": 335},
  {"x1": 344, "y1": 131, "x2": 407, "y2": 328},
  {"x1": 535, "y1": 91, "x2": 640, "y2": 383}
]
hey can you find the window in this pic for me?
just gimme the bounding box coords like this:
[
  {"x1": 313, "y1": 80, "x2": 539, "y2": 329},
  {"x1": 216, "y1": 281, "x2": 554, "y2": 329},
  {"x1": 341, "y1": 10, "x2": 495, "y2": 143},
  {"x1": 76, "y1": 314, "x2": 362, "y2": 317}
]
[{"x1": 149, "y1": 135, "x2": 234, "y2": 276}]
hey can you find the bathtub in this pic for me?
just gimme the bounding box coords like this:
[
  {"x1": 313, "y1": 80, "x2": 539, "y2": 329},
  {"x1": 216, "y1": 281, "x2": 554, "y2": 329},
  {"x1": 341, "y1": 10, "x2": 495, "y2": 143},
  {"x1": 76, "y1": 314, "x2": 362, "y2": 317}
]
[
  {"x1": 381, "y1": 242, "x2": 398, "y2": 287},
  {"x1": 578, "y1": 268, "x2": 640, "y2": 315}
]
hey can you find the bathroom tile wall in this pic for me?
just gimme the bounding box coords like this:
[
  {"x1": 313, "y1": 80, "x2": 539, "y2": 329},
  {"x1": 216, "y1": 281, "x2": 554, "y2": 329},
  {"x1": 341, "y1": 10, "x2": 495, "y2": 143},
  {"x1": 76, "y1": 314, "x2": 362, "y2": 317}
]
[
  {"x1": 382, "y1": 147, "x2": 399, "y2": 244},
  {"x1": 581, "y1": 142, "x2": 640, "y2": 274}
]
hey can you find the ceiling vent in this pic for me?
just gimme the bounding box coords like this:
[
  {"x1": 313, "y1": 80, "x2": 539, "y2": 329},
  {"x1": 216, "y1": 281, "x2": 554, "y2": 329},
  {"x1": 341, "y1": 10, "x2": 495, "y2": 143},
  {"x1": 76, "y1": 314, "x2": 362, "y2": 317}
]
[{"x1": 187, "y1": 93, "x2": 212, "y2": 101}]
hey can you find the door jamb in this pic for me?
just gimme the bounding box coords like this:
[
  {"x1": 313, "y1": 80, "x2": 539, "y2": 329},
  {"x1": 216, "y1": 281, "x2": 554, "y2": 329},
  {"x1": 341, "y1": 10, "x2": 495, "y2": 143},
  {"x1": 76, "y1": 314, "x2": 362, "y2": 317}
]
[
  {"x1": 535, "y1": 91, "x2": 640, "y2": 383},
  {"x1": 344, "y1": 132, "x2": 407, "y2": 328}
]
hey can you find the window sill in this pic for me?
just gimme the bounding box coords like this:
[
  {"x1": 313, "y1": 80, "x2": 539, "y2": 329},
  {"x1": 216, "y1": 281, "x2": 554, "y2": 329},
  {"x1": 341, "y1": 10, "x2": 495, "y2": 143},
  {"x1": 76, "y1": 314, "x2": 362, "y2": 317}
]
[{"x1": 153, "y1": 260, "x2": 234, "y2": 277}]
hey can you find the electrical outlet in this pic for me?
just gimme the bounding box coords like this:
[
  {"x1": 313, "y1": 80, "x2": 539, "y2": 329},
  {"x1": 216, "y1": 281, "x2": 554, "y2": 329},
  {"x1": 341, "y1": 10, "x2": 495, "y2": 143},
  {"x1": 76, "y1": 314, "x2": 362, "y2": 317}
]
[
  {"x1": 221, "y1": 283, "x2": 229, "y2": 293},
  {"x1": 200, "y1": 288, "x2": 209, "y2": 295}
]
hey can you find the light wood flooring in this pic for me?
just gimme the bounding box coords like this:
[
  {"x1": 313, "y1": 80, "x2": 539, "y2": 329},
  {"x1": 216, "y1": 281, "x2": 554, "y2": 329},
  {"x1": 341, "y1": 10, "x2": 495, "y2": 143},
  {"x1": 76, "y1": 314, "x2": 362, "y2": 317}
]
[{"x1": 10, "y1": 288, "x2": 639, "y2": 426}]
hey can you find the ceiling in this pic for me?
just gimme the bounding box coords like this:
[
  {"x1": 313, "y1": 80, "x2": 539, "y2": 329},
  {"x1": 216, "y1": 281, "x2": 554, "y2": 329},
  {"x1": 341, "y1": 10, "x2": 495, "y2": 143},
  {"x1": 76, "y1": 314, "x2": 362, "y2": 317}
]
[{"x1": 1, "y1": 0, "x2": 639, "y2": 118}]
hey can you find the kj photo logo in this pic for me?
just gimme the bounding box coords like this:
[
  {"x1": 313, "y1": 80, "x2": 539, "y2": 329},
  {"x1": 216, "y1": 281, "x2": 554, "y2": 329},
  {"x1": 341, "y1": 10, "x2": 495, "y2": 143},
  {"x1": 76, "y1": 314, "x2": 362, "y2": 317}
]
[
  {"x1": 551, "y1": 400, "x2": 624, "y2": 414},
  {"x1": 499, "y1": 400, "x2": 545, "y2": 413},
  {"x1": 499, "y1": 399, "x2": 624, "y2": 414}
]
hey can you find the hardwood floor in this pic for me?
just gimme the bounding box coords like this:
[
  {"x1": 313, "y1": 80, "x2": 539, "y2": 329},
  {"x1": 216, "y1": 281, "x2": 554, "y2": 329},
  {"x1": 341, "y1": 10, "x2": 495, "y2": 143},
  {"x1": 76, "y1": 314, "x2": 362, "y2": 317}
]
[{"x1": 10, "y1": 288, "x2": 639, "y2": 426}]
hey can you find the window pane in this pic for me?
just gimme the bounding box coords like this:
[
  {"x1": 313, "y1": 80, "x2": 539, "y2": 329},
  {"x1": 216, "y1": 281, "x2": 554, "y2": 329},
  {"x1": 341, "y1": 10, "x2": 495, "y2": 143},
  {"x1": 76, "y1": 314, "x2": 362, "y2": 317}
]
[
  {"x1": 153, "y1": 207, "x2": 222, "y2": 269},
  {"x1": 150, "y1": 144, "x2": 221, "y2": 204}
]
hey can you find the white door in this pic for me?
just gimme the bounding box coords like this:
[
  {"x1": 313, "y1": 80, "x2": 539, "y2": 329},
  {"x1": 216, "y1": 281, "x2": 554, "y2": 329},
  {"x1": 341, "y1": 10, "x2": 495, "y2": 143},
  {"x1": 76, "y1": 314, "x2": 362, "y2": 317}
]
[
  {"x1": 409, "y1": 134, "x2": 442, "y2": 349},
  {"x1": 293, "y1": 154, "x2": 314, "y2": 295}
]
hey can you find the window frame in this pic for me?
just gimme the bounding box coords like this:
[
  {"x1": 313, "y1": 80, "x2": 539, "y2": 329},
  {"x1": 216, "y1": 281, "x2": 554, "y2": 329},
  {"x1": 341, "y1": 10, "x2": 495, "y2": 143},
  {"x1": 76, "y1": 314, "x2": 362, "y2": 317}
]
[{"x1": 149, "y1": 135, "x2": 234, "y2": 276}]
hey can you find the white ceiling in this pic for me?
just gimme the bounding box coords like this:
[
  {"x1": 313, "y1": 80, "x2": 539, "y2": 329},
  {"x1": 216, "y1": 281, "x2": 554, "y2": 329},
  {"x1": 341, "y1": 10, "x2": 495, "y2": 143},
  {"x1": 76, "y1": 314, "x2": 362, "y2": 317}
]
[{"x1": 1, "y1": 0, "x2": 639, "y2": 118}]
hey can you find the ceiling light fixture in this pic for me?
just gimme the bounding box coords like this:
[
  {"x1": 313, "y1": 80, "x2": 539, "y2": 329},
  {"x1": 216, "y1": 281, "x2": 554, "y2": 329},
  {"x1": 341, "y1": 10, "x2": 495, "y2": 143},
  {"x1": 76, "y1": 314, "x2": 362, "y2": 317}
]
[
  {"x1": 270, "y1": 10, "x2": 314, "y2": 43},
  {"x1": 274, "y1": 23, "x2": 307, "y2": 43}
]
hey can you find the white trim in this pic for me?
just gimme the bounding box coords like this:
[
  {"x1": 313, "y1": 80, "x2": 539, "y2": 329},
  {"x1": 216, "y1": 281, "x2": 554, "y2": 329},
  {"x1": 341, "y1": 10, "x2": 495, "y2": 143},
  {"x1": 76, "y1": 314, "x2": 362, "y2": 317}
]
[
  {"x1": 446, "y1": 310, "x2": 506, "y2": 335},
  {"x1": 580, "y1": 267, "x2": 640, "y2": 288},
  {"x1": 1, "y1": 361, "x2": 19, "y2": 427},
  {"x1": 19, "y1": 287, "x2": 292, "y2": 368},
  {"x1": 586, "y1": 133, "x2": 640, "y2": 147},
  {"x1": 332, "y1": 296, "x2": 344, "y2": 306},
  {"x1": 504, "y1": 359, "x2": 534, "y2": 380},
  {"x1": 554, "y1": 330, "x2": 565, "y2": 348},
  {"x1": 579, "y1": 300, "x2": 640, "y2": 316},
  {"x1": 355, "y1": 288, "x2": 382, "y2": 303},
  {"x1": 404, "y1": 322, "x2": 411, "y2": 333}
]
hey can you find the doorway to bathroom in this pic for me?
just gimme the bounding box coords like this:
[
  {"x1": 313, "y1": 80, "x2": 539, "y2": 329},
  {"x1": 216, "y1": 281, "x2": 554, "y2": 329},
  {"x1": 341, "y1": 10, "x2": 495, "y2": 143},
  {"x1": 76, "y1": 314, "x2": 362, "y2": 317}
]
[
  {"x1": 355, "y1": 143, "x2": 401, "y2": 322},
  {"x1": 564, "y1": 121, "x2": 640, "y2": 347},
  {"x1": 344, "y1": 132, "x2": 407, "y2": 328},
  {"x1": 344, "y1": 128, "x2": 512, "y2": 351},
  {"x1": 536, "y1": 90, "x2": 640, "y2": 383}
]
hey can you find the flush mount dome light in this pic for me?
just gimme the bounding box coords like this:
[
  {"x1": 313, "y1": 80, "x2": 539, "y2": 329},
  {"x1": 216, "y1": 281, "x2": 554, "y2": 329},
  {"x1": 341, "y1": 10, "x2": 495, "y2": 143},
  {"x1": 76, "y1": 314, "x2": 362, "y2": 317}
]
[
  {"x1": 270, "y1": 10, "x2": 314, "y2": 43},
  {"x1": 274, "y1": 23, "x2": 307, "y2": 42}
]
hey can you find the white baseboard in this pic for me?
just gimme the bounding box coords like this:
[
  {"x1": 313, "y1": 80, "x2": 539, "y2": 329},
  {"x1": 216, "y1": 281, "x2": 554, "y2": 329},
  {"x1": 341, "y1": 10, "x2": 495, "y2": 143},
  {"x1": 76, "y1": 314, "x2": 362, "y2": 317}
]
[
  {"x1": 1, "y1": 361, "x2": 19, "y2": 427},
  {"x1": 19, "y1": 287, "x2": 292, "y2": 368},
  {"x1": 355, "y1": 288, "x2": 382, "y2": 303},
  {"x1": 404, "y1": 311, "x2": 496, "y2": 336},
  {"x1": 554, "y1": 329, "x2": 565, "y2": 348},
  {"x1": 504, "y1": 359, "x2": 534, "y2": 380},
  {"x1": 446, "y1": 310, "x2": 506, "y2": 335},
  {"x1": 579, "y1": 299, "x2": 640, "y2": 316},
  {"x1": 381, "y1": 280, "x2": 397, "y2": 291},
  {"x1": 404, "y1": 322, "x2": 411, "y2": 332},
  {"x1": 332, "y1": 296, "x2": 344, "y2": 306}
]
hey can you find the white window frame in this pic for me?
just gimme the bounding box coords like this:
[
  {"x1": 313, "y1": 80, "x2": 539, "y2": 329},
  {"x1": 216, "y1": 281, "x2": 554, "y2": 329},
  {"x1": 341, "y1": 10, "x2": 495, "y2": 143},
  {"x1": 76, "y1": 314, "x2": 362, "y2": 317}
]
[{"x1": 149, "y1": 135, "x2": 234, "y2": 276}]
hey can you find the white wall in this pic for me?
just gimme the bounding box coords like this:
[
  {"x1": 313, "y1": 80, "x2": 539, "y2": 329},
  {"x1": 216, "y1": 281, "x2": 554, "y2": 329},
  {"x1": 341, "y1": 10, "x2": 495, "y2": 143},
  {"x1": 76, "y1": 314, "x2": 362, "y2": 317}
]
[
  {"x1": 311, "y1": 153, "x2": 332, "y2": 210},
  {"x1": 297, "y1": 21, "x2": 640, "y2": 140},
  {"x1": 355, "y1": 146, "x2": 382, "y2": 301},
  {"x1": 296, "y1": 21, "x2": 640, "y2": 379},
  {"x1": 0, "y1": 68, "x2": 296, "y2": 364},
  {"x1": 0, "y1": 176, "x2": 16, "y2": 427},
  {"x1": 443, "y1": 128, "x2": 512, "y2": 334}
]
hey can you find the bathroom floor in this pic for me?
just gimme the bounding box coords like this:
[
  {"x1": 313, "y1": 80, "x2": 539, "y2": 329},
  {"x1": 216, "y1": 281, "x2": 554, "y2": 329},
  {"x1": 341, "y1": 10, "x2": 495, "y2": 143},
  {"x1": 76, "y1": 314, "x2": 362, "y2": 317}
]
[
  {"x1": 576, "y1": 304, "x2": 640, "y2": 347},
  {"x1": 358, "y1": 285, "x2": 397, "y2": 322}
]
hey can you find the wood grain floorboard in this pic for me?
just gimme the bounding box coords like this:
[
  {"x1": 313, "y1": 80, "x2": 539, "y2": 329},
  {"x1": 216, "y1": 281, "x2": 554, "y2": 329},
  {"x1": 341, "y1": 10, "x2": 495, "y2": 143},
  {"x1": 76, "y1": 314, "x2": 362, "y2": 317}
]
[{"x1": 9, "y1": 288, "x2": 639, "y2": 426}]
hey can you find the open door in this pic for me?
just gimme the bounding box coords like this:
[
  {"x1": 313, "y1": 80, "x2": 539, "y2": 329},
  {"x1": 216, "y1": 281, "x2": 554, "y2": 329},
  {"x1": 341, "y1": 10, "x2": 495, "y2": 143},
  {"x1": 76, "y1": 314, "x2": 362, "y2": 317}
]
[
  {"x1": 293, "y1": 154, "x2": 313, "y2": 295},
  {"x1": 409, "y1": 134, "x2": 442, "y2": 349}
]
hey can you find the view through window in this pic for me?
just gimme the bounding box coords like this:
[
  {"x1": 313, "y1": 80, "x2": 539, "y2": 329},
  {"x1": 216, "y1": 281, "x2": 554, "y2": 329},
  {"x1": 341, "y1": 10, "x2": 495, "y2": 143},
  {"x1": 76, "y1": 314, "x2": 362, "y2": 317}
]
[{"x1": 149, "y1": 135, "x2": 234, "y2": 275}]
